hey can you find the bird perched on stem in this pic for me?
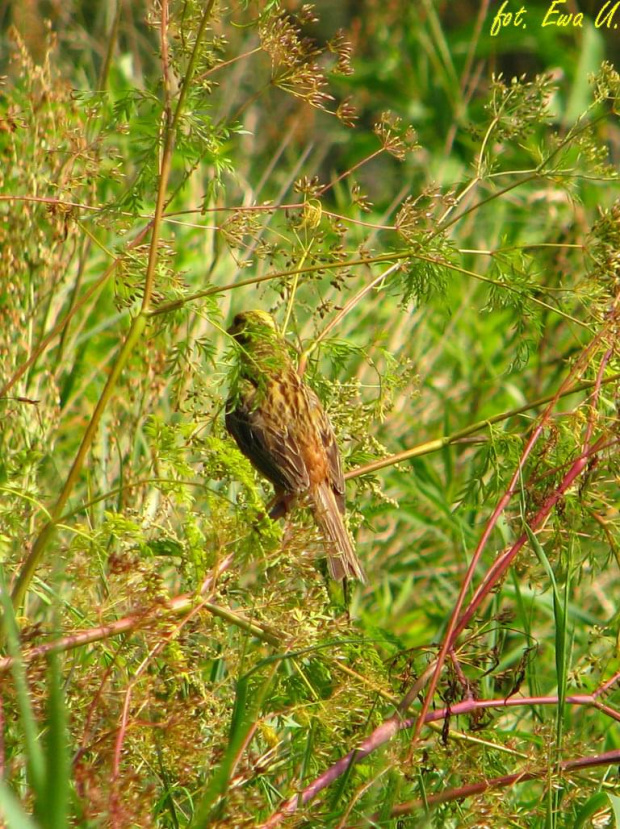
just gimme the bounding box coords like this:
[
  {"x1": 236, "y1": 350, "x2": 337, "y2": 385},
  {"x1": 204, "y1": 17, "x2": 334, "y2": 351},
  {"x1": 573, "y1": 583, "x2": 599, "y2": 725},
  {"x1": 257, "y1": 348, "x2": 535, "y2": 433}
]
[{"x1": 226, "y1": 310, "x2": 365, "y2": 583}]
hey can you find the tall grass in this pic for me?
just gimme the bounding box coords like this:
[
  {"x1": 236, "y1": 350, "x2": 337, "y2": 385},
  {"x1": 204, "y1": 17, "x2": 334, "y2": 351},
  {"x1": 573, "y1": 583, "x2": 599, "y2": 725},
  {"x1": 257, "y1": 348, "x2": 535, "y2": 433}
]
[{"x1": 1, "y1": 2, "x2": 619, "y2": 826}]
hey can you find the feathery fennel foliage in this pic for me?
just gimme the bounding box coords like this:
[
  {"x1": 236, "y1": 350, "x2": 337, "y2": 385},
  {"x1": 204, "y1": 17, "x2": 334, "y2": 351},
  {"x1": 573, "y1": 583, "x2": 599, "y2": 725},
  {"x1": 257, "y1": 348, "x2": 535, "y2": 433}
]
[{"x1": 1, "y1": 2, "x2": 619, "y2": 826}]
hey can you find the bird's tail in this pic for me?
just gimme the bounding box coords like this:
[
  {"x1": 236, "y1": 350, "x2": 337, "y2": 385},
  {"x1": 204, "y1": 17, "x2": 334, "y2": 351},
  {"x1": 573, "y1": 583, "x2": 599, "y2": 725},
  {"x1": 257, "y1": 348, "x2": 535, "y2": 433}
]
[{"x1": 311, "y1": 482, "x2": 366, "y2": 582}]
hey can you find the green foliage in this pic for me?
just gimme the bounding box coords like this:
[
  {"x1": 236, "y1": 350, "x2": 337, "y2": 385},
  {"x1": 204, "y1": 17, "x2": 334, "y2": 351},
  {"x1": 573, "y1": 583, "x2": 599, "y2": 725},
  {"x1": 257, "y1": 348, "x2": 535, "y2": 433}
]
[{"x1": 1, "y1": 1, "x2": 619, "y2": 827}]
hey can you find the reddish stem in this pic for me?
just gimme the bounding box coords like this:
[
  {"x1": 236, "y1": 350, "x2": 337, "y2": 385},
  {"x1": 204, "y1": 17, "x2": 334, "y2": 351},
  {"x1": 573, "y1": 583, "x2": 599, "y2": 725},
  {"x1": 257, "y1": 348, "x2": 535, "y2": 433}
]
[{"x1": 260, "y1": 687, "x2": 620, "y2": 827}]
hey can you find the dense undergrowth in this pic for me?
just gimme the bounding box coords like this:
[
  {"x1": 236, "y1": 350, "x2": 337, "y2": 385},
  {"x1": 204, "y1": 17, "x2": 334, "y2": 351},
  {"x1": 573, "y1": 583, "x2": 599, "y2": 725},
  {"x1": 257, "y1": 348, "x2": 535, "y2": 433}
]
[{"x1": 1, "y1": 1, "x2": 619, "y2": 826}]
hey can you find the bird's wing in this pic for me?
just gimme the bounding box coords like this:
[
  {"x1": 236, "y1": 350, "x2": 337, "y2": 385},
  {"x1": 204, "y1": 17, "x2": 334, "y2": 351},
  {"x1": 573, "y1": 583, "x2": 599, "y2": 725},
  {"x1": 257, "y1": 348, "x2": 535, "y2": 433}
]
[
  {"x1": 306, "y1": 387, "x2": 346, "y2": 512},
  {"x1": 226, "y1": 379, "x2": 310, "y2": 494}
]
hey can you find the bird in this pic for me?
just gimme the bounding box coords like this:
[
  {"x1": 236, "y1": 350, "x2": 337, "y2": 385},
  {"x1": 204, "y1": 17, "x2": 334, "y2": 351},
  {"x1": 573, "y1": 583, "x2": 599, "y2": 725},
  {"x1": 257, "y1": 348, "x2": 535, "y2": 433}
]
[{"x1": 225, "y1": 310, "x2": 366, "y2": 582}]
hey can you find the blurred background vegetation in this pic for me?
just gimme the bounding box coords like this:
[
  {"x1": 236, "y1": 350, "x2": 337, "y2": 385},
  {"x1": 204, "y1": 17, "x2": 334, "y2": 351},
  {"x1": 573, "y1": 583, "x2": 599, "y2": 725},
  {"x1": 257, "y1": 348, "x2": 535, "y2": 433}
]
[{"x1": 1, "y1": 0, "x2": 619, "y2": 826}]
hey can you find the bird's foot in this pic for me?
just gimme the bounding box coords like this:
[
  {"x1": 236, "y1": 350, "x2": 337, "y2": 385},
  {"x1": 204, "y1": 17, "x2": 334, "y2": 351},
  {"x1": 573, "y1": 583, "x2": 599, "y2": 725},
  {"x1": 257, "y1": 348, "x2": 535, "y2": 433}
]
[{"x1": 267, "y1": 491, "x2": 297, "y2": 520}]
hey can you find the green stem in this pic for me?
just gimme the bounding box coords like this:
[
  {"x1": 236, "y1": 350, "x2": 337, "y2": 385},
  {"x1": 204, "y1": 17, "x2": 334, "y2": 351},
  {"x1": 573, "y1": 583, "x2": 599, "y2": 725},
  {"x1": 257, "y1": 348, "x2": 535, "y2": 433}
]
[
  {"x1": 141, "y1": 0, "x2": 217, "y2": 310},
  {"x1": 10, "y1": 1, "x2": 218, "y2": 612},
  {"x1": 148, "y1": 246, "x2": 589, "y2": 330},
  {"x1": 202, "y1": 603, "x2": 282, "y2": 646},
  {"x1": 11, "y1": 313, "x2": 147, "y2": 610},
  {"x1": 347, "y1": 371, "x2": 620, "y2": 480}
]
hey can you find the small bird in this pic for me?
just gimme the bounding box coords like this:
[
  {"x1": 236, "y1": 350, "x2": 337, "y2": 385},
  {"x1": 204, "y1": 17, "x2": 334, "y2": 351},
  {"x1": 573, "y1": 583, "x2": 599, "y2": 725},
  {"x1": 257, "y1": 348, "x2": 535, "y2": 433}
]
[{"x1": 225, "y1": 310, "x2": 365, "y2": 582}]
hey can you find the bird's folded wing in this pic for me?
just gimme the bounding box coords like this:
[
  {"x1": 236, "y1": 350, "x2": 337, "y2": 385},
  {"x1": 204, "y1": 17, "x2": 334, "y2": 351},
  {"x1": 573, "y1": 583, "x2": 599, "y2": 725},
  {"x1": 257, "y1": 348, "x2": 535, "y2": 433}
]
[
  {"x1": 226, "y1": 392, "x2": 310, "y2": 494},
  {"x1": 307, "y1": 387, "x2": 346, "y2": 512}
]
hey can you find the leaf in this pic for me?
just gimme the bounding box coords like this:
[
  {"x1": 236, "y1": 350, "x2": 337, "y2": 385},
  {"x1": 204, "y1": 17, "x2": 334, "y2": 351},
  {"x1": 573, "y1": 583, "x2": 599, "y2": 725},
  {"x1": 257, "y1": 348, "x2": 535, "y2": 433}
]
[
  {"x1": 0, "y1": 781, "x2": 41, "y2": 829},
  {"x1": 572, "y1": 791, "x2": 611, "y2": 829},
  {"x1": 43, "y1": 649, "x2": 70, "y2": 829},
  {"x1": 0, "y1": 577, "x2": 46, "y2": 802}
]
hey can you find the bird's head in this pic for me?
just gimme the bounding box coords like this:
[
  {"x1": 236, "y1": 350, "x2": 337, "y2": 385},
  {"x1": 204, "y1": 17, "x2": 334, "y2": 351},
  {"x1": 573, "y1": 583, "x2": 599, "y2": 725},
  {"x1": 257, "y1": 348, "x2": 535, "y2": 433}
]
[{"x1": 228, "y1": 310, "x2": 279, "y2": 346}]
